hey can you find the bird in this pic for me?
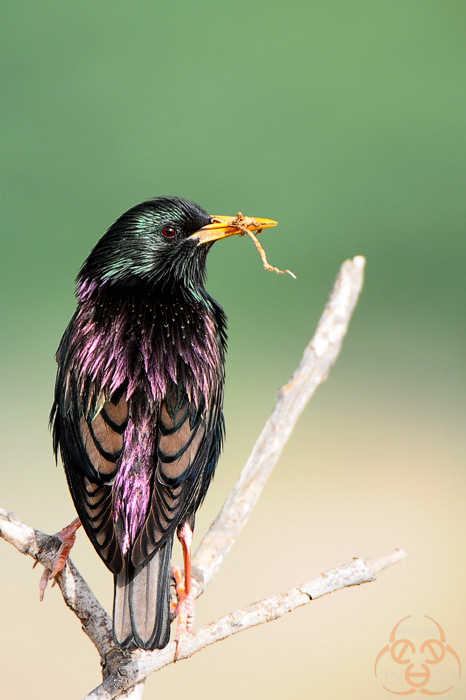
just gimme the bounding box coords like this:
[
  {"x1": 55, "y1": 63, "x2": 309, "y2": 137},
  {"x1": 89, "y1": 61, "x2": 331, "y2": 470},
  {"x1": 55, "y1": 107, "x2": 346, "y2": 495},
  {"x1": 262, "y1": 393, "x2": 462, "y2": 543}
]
[{"x1": 49, "y1": 196, "x2": 277, "y2": 653}]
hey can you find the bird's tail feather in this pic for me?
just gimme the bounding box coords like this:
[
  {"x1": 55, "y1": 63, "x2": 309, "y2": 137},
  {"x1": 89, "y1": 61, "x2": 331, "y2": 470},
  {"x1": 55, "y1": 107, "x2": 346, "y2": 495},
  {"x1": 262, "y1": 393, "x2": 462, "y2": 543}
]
[{"x1": 113, "y1": 540, "x2": 173, "y2": 650}]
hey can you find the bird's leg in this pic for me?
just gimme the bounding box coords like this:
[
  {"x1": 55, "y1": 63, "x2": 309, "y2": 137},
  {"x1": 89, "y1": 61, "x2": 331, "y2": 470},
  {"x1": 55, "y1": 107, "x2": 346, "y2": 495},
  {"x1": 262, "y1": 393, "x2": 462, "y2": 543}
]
[
  {"x1": 35, "y1": 517, "x2": 81, "y2": 601},
  {"x1": 174, "y1": 521, "x2": 194, "y2": 661}
]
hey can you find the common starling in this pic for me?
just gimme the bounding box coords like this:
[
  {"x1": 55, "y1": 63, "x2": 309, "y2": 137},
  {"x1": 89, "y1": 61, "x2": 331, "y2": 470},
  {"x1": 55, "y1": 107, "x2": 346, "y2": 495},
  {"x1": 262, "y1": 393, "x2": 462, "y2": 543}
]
[{"x1": 50, "y1": 196, "x2": 277, "y2": 652}]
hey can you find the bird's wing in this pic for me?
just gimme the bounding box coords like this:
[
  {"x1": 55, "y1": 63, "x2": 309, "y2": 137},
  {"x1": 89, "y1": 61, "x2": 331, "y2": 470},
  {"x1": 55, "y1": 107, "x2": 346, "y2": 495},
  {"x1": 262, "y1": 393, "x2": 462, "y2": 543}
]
[
  {"x1": 131, "y1": 384, "x2": 217, "y2": 569},
  {"x1": 52, "y1": 380, "x2": 128, "y2": 574}
]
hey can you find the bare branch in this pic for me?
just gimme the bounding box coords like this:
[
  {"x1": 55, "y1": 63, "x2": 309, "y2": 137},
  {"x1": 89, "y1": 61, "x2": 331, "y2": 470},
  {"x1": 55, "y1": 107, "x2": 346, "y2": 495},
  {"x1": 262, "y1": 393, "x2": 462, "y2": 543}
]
[
  {"x1": 0, "y1": 508, "x2": 113, "y2": 658},
  {"x1": 0, "y1": 507, "x2": 145, "y2": 695},
  {"x1": 84, "y1": 548, "x2": 407, "y2": 699},
  {"x1": 191, "y1": 255, "x2": 366, "y2": 596}
]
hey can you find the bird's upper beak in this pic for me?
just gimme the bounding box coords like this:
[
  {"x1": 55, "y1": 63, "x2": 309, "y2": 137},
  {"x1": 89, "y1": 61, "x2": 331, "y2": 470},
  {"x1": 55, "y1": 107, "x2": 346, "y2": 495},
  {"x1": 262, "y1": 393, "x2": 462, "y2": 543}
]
[{"x1": 189, "y1": 213, "x2": 278, "y2": 245}]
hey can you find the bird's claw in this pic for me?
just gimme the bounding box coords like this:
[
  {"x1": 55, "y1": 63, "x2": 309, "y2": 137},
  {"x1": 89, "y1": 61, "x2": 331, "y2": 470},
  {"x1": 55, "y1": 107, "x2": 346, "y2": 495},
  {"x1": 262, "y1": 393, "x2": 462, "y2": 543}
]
[
  {"x1": 174, "y1": 592, "x2": 195, "y2": 661},
  {"x1": 172, "y1": 562, "x2": 194, "y2": 660},
  {"x1": 37, "y1": 518, "x2": 81, "y2": 600},
  {"x1": 38, "y1": 567, "x2": 52, "y2": 602}
]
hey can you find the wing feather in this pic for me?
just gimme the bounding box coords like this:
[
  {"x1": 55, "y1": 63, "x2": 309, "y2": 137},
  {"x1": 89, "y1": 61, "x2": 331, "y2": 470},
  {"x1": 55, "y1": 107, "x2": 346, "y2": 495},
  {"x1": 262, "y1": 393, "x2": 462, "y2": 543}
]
[
  {"x1": 53, "y1": 377, "x2": 128, "y2": 574},
  {"x1": 131, "y1": 392, "x2": 210, "y2": 568}
]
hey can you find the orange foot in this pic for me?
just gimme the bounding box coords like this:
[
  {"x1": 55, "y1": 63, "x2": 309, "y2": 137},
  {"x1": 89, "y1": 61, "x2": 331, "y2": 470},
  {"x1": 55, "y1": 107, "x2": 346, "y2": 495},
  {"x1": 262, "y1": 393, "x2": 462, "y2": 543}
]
[
  {"x1": 174, "y1": 590, "x2": 195, "y2": 661},
  {"x1": 35, "y1": 517, "x2": 81, "y2": 601}
]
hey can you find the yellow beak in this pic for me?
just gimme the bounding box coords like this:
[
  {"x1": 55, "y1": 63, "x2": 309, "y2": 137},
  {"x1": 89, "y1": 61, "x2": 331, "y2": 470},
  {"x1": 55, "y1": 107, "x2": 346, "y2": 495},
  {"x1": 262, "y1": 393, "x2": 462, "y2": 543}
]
[{"x1": 190, "y1": 213, "x2": 278, "y2": 245}]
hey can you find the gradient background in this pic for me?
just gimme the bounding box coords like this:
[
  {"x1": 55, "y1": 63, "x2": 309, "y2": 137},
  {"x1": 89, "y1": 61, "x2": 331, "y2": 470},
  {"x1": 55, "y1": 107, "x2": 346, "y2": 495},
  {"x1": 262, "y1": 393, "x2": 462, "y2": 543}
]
[{"x1": 1, "y1": 2, "x2": 465, "y2": 699}]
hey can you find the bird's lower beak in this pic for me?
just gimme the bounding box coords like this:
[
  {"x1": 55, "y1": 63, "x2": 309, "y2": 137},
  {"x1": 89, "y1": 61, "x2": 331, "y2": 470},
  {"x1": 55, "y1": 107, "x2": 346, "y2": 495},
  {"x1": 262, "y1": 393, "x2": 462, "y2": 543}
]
[{"x1": 190, "y1": 213, "x2": 278, "y2": 245}]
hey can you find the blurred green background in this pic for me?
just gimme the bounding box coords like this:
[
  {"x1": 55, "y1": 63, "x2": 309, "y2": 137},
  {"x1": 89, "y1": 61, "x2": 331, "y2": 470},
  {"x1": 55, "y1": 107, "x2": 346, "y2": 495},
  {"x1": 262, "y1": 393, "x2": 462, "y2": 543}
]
[{"x1": 1, "y1": 2, "x2": 465, "y2": 698}]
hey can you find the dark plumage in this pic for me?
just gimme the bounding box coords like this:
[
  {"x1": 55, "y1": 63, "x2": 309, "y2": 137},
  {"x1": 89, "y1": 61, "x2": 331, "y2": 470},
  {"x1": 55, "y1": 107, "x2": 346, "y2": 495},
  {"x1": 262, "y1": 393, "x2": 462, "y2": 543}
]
[{"x1": 50, "y1": 196, "x2": 276, "y2": 651}]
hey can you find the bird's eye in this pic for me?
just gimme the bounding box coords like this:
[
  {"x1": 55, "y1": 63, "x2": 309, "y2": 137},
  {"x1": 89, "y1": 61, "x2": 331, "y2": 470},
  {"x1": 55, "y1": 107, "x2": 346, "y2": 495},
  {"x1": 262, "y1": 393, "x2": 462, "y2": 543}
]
[{"x1": 162, "y1": 226, "x2": 177, "y2": 238}]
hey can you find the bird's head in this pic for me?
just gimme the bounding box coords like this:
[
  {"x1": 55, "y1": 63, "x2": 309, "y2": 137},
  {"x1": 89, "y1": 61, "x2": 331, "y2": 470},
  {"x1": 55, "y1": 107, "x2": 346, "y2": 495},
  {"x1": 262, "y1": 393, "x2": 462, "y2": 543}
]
[{"x1": 77, "y1": 196, "x2": 276, "y2": 298}]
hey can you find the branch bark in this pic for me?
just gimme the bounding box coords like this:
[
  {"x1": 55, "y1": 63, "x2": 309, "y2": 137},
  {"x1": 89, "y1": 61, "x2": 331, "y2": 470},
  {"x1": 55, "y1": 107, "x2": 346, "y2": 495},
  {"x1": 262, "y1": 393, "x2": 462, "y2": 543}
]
[
  {"x1": 0, "y1": 507, "x2": 136, "y2": 691},
  {"x1": 0, "y1": 255, "x2": 405, "y2": 700},
  {"x1": 0, "y1": 508, "x2": 113, "y2": 658}
]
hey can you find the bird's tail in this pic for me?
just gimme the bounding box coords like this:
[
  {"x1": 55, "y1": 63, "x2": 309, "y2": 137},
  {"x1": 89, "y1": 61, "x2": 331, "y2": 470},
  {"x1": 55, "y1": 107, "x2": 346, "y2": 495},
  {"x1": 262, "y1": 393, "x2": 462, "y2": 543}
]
[{"x1": 113, "y1": 540, "x2": 173, "y2": 650}]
